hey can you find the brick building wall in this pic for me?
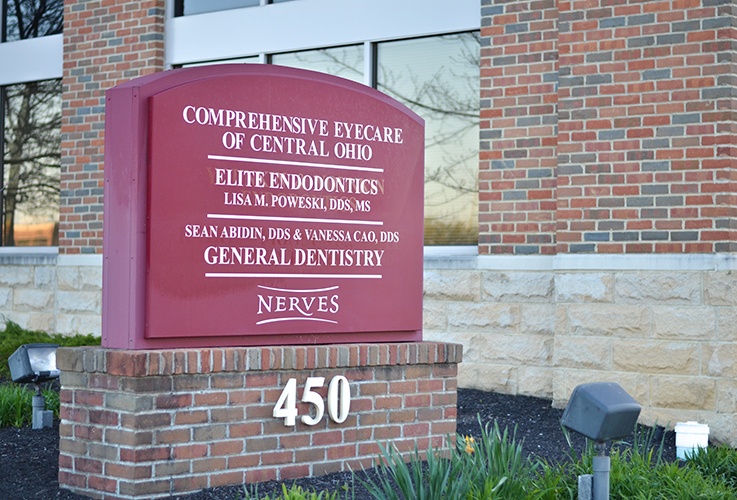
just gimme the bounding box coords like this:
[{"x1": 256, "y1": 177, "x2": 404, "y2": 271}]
[
  {"x1": 479, "y1": 0, "x2": 737, "y2": 254},
  {"x1": 60, "y1": 0, "x2": 165, "y2": 255},
  {"x1": 57, "y1": 343, "x2": 460, "y2": 499}
]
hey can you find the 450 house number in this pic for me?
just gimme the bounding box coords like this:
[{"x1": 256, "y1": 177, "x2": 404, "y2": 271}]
[{"x1": 273, "y1": 376, "x2": 351, "y2": 426}]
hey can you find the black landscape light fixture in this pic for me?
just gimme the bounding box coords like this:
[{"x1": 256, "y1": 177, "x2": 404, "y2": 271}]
[
  {"x1": 561, "y1": 382, "x2": 641, "y2": 500},
  {"x1": 8, "y1": 343, "x2": 60, "y2": 429}
]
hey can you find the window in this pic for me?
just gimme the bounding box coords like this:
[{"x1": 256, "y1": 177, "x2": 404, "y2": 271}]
[
  {"x1": 1, "y1": 0, "x2": 63, "y2": 246},
  {"x1": 1, "y1": 80, "x2": 61, "y2": 246},
  {"x1": 2, "y1": 0, "x2": 63, "y2": 41},
  {"x1": 275, "y1": 35, "x2": 482, "y2": 245},
  {"x1": 168, "y1": 0, "x2": 479, "y2": 245},
  {"x1": 377, "y1": 34, "x2": 479, "y2": 245},
  {"x1": 176, "y1": 32, "x2": 480, "y2": 245},
  {"x1": 271, "y1": 45, "x2": 364, "y2": 84}
]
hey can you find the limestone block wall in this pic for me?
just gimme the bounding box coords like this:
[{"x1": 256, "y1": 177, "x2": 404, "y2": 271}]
[
  {"x1": 0, "y1": 247, "x2": 733, "y2": 448},
  {"x1": 424, "y1": 255, "x2": 737, "y2": 447},
  {"x1": 553, "y1": 268, "x2": 737, "y2": 447},
  {"x1": 423, "y1": 266, "x2": 555, "y2": 399},
  {"x1": 3, "y1": 251, "x2": 735, "y2": 446},
  {"x1": 0, "y1": 253, "x2": 102, "y2": 336}
]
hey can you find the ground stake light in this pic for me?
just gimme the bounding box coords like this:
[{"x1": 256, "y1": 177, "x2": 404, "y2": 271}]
[
  {"x1": 8, "y1": 343, "x2": 60, "y2": 429},
  {"x1": 561, "y1": 382, "x2": 641, "y2": 500}
]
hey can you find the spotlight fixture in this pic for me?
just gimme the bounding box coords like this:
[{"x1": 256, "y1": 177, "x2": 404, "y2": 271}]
[
  {"x1": 8, "y1": 343, "x2": 60, "y2": 429},
  {"x1": 562, "y1": 382, "x2": 641, "y2": 500}
]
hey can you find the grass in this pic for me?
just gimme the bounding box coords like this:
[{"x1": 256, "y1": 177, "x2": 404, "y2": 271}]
[{"x1": 0, "y1": 383, "x2": 59, "y2": 427}]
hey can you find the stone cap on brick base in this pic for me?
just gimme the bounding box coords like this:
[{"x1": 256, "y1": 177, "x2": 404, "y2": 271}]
[{"x1": 58, "y1": 342, "x2": 463, "y2": 377}]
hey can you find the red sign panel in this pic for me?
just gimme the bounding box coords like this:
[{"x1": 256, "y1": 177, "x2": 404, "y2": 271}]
[{"x1": 123, "y1": 65, "x2": 423, "y2": 345}]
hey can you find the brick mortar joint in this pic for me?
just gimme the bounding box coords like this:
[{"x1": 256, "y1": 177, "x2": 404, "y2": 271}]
[{"x1": 58, "y1": 342, "x2": 463, "y2": 376}]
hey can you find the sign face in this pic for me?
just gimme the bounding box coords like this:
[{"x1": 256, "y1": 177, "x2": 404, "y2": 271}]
[{"x1": 142, "y1": 66, "x2": 424, "y2": 342}]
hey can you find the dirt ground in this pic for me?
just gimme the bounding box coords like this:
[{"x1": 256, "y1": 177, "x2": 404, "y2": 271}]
[{"x1": 0, "y1": 388, "x2": 676, "y2": 499}]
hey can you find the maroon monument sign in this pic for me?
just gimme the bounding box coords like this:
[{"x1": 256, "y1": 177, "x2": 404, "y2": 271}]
[{"x1": 102, "y1": 65, "x2": 424, "y2": 349}]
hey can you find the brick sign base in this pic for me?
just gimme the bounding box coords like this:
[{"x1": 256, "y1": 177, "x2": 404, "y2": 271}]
[{"x1": 57, "y1": 342, "x2": 462, "y2": 499}]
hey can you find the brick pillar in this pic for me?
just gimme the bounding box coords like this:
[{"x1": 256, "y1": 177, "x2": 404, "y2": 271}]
[
  {"x1": 57, "y1": 342, "x2": 461, "y2": 499},
  {"x1": 480, "y1": 0, "x2": 737, "y2": 255},
  {"x1": 60, "y1": 0, "x2": 165, "y2": 254},
  {"x1": 479, "y1": 0, "x2": 559, "y2": 255},
  {"x1": 556, "y1": 0, "x2": 736, "y2": 254}
]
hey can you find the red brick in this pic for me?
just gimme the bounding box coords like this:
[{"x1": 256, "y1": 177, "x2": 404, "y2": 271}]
[
  {"x1": 210, "y1": 439, "x2": 244, "y2": 456},
  {"x1": 173, "y1": 475, "x2": 208, "y2": 492},
  {"x1": 245, "y1": 468, "x2": 278, "y2": 483}
]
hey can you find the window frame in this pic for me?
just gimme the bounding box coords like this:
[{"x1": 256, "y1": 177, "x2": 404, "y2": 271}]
[{"x1": 165, "y1": 0, "x2": 479, "y2": 77}]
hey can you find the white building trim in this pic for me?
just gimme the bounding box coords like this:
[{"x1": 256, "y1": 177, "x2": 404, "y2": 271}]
[
  {"x1": 57, "y1": 254, "x2": 104, "y2": 267},
  {"x1": 0, "y1": 34, "x2": 62, "y2": 85},
  {"x1": 475, "y1": 253, "x2": 737, "y2": 271},
  {"x1": 165, "y1": 0, "x2": 480, "y2": 66}
]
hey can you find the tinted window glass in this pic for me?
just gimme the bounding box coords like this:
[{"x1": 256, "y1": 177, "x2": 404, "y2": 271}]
[
  {"x1": 1, "y1": 79, "x2": 61, "y2": 246},
  {"x1": 3, "y1": 0, "x2": 63, "y2": 41},
  {"x1": 377, "y1": 33, "x2": 480, "y2": 245},
  {"x1": 271, "y1": 45, "x2": 364, "y2": 84}
]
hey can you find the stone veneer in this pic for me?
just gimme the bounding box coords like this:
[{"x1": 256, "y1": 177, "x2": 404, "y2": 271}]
[
  {"x1": 57, "y1": 342, "x2": 461, "y2": 499},
  {"x1": 0, "y1": 252, "x2": 101, "y2": 335},
  {"x1": 424, "y1": 254, "x2": 737, "y2": 447}
]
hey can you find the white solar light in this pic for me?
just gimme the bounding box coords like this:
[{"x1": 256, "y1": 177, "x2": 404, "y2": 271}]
[{"x1": 8, "y1": 343, "x2": 60, "y2": 429}]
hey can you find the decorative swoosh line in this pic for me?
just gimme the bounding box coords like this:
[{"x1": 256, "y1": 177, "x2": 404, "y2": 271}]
[
  {"x1": 206, "y1": 273, "x2": 381, "y2": 279},
  {"x1": 256, "y1": 317, "x2": 338, "y2": 325},
  {"x1": 207, "y1": 213, "x2": 383, "y2": 226},
  {"x1": 257, "y1": 285, "x2": 340, "y2": 293},
  {"x1": 208, "y1": 154, "x2": 384, "y2": 173}
]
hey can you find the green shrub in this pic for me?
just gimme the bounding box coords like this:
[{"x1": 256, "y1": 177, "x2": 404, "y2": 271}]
[
  {"x1": 241, "y1": 484, "x2": 340, "y2": 500},
  {"x1": 0, "y1": 320, "x2": 100, "y2": 380},
  {"x1": 357, "y1": 418, "x2": 543, "y2": 500},
  {"x1": 556, "y1": 428, "x2": 737, "y2": 500},
  {"x1": 686, "y1": 446, "x2": 737, "y2": 491}
]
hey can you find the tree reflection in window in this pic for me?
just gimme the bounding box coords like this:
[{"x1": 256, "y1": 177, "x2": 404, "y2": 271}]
[
  {"x1": 273, "y1": 33, "x2": 480, "y2": 245},
  {"x1": 1, "y1": 0, "x2": 63, "y2": 246},
  {"x1": 272, "y1": 45, "x2": 364, "y2": 84},
  {"x1": 2, "y1": 79, "x2": 61, "y2": 246},
  {"x1": 2, "y1": 0, "x2": 63, "y2": 41},
  {"x1": 377, "y1": 33, "x2": 480, "y2": 246}
]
